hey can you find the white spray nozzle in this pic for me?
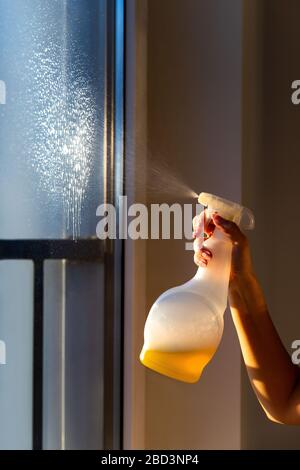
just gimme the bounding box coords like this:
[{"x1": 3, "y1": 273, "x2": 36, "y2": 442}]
[{"x1": 198, "y1": 192, "x2": 255, "y2": 230}]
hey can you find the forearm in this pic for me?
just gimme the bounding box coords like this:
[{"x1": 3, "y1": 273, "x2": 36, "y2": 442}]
[{"x1": 229, "y1": 273, "x2": 300, "y2": 424}]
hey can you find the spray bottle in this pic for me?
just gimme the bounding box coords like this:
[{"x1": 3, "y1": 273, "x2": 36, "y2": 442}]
[{"x1": 140, "y1": 192, "x2": 255, "y2": 383}]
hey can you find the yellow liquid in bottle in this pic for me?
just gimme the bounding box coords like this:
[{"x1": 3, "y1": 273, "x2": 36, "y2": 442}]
[{"x1": 140, "y1": 347, "x2": 215, "y2": 383}]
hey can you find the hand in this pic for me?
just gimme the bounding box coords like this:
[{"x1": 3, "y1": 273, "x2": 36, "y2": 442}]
[{"x1": 193, "y1": 211, "x2": 254, "y2": 282}]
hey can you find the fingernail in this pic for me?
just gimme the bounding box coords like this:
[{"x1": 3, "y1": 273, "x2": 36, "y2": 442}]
[{"x1": 201, "y1": 247, "x2": 212, "y2": 258}]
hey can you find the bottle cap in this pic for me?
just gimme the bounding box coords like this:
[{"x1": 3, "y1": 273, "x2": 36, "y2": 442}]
[{"x1": 198, "y1": 192, "x2": 255, "y2": 230}]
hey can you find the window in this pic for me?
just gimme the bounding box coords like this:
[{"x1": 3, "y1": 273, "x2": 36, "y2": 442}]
[{"x1": 0, "y1": 0, "x2": 124, "y2": 449}]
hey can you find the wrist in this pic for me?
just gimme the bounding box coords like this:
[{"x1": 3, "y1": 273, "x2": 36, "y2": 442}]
[
  {"x1": 229, "y1": 271, "x2": 267, "y2": 316},
  {"x1": 230, "y1": 271, "x2": 257, "y2": 290}
]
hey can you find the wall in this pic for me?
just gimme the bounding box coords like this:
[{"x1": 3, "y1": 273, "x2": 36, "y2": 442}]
[
  {"x1": 125, "y1": 0, "x2": 300, "y2": 450},
  {"x1": 145, "y1": 0, "x2": 243, "y2": 449},
  {"x1": 242, "y1": 0, "x2": 300, "y2": 449}
]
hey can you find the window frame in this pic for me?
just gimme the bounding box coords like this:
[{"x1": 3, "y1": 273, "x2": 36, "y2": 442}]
[{"x1": 0, "y1": 0, "x2": 125, "y2": 450}]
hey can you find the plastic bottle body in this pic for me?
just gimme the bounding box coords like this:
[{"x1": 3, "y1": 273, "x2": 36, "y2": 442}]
[{"x1": 140, "y1": 230, "x2": 232, "y2": 383}]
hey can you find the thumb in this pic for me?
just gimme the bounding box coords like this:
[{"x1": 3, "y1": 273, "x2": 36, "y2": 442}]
[{"x1": 212, "y1": 214, "x2": 246, "y2": 246}]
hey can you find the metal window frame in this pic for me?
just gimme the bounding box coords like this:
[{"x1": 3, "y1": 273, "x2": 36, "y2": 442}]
[
  {"x1": 103, "y1": 0, "x2": 125, "y2": 451},
  {"x1": 0, "y1": 0, "x2": 125, "y2": 451}
]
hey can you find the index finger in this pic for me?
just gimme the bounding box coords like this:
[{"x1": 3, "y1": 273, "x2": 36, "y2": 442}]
[{"x1": 192, "y1": 211, "x2": 205, "y2": 237}]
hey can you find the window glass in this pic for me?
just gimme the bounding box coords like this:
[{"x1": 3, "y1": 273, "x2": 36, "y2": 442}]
[{"x1": 0, "y1": 0, "x2": 106, "y2": 239}]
